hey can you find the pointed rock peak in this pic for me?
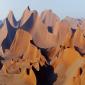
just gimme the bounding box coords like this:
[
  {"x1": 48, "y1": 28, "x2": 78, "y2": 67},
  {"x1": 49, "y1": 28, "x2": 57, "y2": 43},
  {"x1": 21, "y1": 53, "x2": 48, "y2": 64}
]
[
  {"x1": 8, "y1": 10, "x2": 17, "y2": 22},
  {"x1": 42, "y1": 9, "x2": 52, "y2": 14},
  {"x1": 8, "y1": 10, "x2": 14, "y2": 19},
  {"x1": 20, "y1": 7, "x2": 32, "y2": 26},
  {"x1": 48, "y1": 9, "x2": 52, "y2": 12},
  {"x1": 27, "y1": 6, "x2": 30, "y2": 11},
  {"x1": 32, "y1": 10, "x2": 38, "y2": 14},
  {"x1": 7, "y1": 10, "x2": 15, "y2": 23},
  {"x1": 32, "y1": 10, "x2": 38, "y2": 18},
  {"x1": 7, "y1": 10, "x2": 18, "y2": 28},
  {"x1": 23, "y1": 7, "x2": 31, "y2": 16}
]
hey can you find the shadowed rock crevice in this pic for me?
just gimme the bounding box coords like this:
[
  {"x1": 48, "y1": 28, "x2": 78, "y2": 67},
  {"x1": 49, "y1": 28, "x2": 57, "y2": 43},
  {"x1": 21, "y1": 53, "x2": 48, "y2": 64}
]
[
  {"x1": 0, "y1": 56, "x2": 4, "y2": 70},
  {"x1": 74, "y1": 46, "x2": 85, "y2": 56},
  {"x1": 33, "y1": 65, "x2": 57, "y2": 85}
]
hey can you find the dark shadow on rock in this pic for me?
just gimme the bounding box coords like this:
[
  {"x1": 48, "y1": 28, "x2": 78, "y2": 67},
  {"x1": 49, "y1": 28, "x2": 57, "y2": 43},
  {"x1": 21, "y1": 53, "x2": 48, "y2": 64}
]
[
  {"x1": 74, "y1": 46, "x2": 85, "y2": 56},
  {"x1": 40, "y1": 48, "x2": 50, "y2": 63},
  {"x1": 33, "y1": 65, "x2": 57, "y2": 85},
  {"x1": 48, "y1": 26, "x2": 53, "y2": 33},
  {"x1": 0, "y1": 56, "x2": 4, "y2": 70},
  {"x1": 71, "y1": 28, "x2": 76, "y2": 38},
  {"x1": 2, "y1": 18, "x2": 17, "y2": 49}
]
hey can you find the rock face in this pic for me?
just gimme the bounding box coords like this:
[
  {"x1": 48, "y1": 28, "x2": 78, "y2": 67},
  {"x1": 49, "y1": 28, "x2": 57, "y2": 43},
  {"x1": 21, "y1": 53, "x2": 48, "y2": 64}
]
[
  {"x1": 0, "y1": 6, "x2": 85, "y2": 85},
  {"x1": 40, "y1": 10, "x2": 60, "y2": 27},
  {"x1": 0, "y1": 20, "x2": 8, "y2": 56}
]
